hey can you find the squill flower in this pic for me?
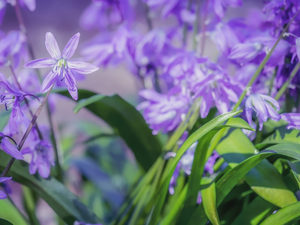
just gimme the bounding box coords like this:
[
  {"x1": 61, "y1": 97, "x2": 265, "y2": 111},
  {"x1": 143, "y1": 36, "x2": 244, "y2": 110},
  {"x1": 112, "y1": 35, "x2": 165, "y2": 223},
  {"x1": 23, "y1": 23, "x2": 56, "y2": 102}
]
[
  {"x1": 21, "y1": 140, "x2": 54, "y2": 178},
  {"x1": 74, "y1": 221, "x2": 102, "y2": 225},
  {"x1": 137, "y1": 89, "x2": 190, "y2": 135},
  {"x1": 0, "y1": 177, "x2": 12, "y2": 199},
  {"x1": 245, "y1": 94, "x2": 281, "y2": 130},
  {"x1": 0, "y1": 132, "x2": 23, "y2": 159},
  {"x1": 281, "y1": 113, "x2": 300, "y2": 130},
  {"x1": 25, "y1": 32, "x2": 99, "y2": 100}
]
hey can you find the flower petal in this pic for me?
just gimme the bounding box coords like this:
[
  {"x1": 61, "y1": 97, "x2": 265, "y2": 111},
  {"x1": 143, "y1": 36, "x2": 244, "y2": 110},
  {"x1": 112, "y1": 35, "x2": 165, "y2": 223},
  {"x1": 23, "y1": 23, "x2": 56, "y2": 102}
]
[
  {"x1": 22, "y1": 0, "x2": 36, "y2": 11},
  {"x1": 0, "y1": 190, "x2": 7, "y2": 199},
  {"x1": 68, "y1": 61, "x2": 99, "y2": 74},
  {"x1": 45, "y1": 32, "x2": 61, "y2": 60},
  {"x1": 260, "y1": 94, "x2": 280, "y2": 111},
  {"x1": 24, "y1": 58, "x2": 56, "y2": 68},
  {"x1": 1, "y1": 138, "x2": 23, "y2": 160},
  {"x1": 65, "y1": 70, "x2": 78, "y2": 100},
  {"x1": 41, "y1": 71, "x2": 58, "y2": 93},
  {"x1": 38, "y1": 163, "x2": 50, "y2": 178},
  {"x1": 62, "y1": 33, "x2": 80, "y2": 59},
  {"x1": 0, "y1": 177, "x2": 12, "y2": 183}
]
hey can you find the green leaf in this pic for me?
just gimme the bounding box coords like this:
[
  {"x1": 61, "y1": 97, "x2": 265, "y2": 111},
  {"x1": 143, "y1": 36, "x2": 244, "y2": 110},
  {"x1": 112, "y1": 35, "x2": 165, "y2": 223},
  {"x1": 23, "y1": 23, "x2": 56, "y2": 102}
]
[
  {"x1": 201, "y1": 178, "x2": 220, "y2": 225},
  {"x1": 216, "y1": 129, "x2": 297, "y2": 208},
  {"x1": 0, "y1": 218, "x2": 13, "y2": 225},
  {"x1": 263, "y1": 126, "x2": 300, "y2": 145},
  {"x1": 57, "y1": 89, "x2": 162, "y2": 171},
  {"x1": 188, "y1": 143, "x2": 300, "y2": 225},
  {"x1": 231, "y1": 196, "x2": 277, "y2": 225},
  {"x1": 216, "y1": 118, "x2": 255, "y2": 131},
  {"x1": 177, "y1": 131, "x2": 218, "y2": 224},
  {"x1": 149, "y1": 110, "x2": 242, "y2": 225},
  {"x1": 0, "y1": 110, "x2": 9, "y2": 131},
  {"x1": 260, "y1": 201, "x2": 300, "y2": 225},
  {"x1": 0, "y1": 152, "x2": 102, "y2": 225}
]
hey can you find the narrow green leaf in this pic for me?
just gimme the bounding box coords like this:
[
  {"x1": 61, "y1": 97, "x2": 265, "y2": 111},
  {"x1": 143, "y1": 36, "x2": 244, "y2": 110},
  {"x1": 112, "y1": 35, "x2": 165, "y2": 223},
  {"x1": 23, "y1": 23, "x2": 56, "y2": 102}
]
[
  {"x1": 22, "y1": 186, "x2": 40, "y2": 225},
  {"x1": 188, "y1": 143, "x2": 300, "y2": 225},
  {"x1": 260, "y1": 201, "x2": 300, "y2": 225},
  {"x1": 231, "y1": 196, "x2": 277, "y2": 225},
  {"x1": 57, "y1": 89, "x2": 162, "y2": 171},
  {"x1": 201, "y1": 178, "x2": 220, "y2": 225},
  {"x1": 216, "y1": 118, "x2": 255, "y2": 131},
  {"x1": 0, "y1": 219, "x2": 13, "y2": 225},
  {"x1": 217, "y1": 129, "x2": 297, "y2": 208},
  {"x1": 149, "y1": 110, "x2": 242, "y2": 225},
  {"x1": 0, "y1": 152, "x2": 102, "y2": 225}
]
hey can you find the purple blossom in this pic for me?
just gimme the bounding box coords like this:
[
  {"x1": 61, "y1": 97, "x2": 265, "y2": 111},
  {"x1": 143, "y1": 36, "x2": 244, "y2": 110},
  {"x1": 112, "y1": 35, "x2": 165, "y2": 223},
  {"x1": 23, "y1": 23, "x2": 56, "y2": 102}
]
[
  {"x1": 0, "y1": 177, "x2": 12, "y2": 199},
  {"x1": 281, "y1": 113, "x2": 300, "y2": 130},
  {"x1": 0, "y1": 132, "x2": 23, "y2": 160},
  {"x1": 80, "y1": 0, "x2": 133, "y2": 30},
  {"x1": 135, "y1": 29, "x2": 177, "y2": 68},
  {"x1": 21, "y1": 140, "x2": 54, "y2": 178},
  {"x1": 245, "y1": 94, "x2": 280, "y2": 130},
  {"x1": 25, "y1": 32, "x2": 99, "y2": 100},
  {"x1": 81, "y1": 25, "x2": 135, "y2": 67},
  {"x1": 212, "y1": 0, "x2": 243, "y2": 18},
  {"x1": 137, "y1": 89, "x2": 190, "y2": 135},
  {"x1": 0, "y1": 31, "x2": 29, "y2": 68}
]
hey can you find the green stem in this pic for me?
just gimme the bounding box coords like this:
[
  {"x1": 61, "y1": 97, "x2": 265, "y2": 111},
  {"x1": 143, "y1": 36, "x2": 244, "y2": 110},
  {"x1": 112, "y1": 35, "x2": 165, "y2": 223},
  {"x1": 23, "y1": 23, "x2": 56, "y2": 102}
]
[
  {"x1": 268, "y1": 67, "x2": 278, "y2": 95},
  {"x1": 275, "y1": 62, "x2": 300, "y2": 101},
  {"x1": 182, "y1": 0, "x2": 193, "y2": 46},
  {"x1": 233, "y1": 9, "x2": 300, "y2": 111},
  {"x1": 13, "y1": 1, "x2": 62, "y2": 183},
  {"x1": 200, "y1": 0, "x2": 209, "y2": 56}
]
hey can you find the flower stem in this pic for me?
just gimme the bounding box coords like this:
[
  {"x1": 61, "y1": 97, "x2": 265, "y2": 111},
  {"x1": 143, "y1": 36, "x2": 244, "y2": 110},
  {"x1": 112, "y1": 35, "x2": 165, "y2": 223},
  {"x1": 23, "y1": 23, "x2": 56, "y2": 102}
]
[
  {"x1": 192, "y1": 0, "x2": 200, "y2": 51},
  {"x1": 9, "y1": 65, "x2": 43, "y2": 140},
  {"x1": 182, "y1": 0, "x2": 193, "y2": 47},
  {"x1": 275, "y1": 62, "x2": 300, "y2": 101},
  {"x1": 13, "y1": 2, "x2": 62, "y2": 182},
  {"x1": 1, "y1": 86, "x2": 54, "y2": 178},
  {"x1": 233, "y1": 9, "x2": 300, "y2": 111}
]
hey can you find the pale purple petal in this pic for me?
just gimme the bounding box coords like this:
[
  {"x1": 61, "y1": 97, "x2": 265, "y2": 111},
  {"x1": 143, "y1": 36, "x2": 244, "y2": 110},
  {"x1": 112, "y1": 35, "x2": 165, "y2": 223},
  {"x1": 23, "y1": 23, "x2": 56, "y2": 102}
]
[
  {"x1": 1, "y1": 138, "x2": 23, "y2": 160},
  {"x1": 245, "y1": 97, "x2": 253, "y2": 125},
  {"x1": 0, "y1": 191, "x2": 7, "y2": 199},
  {"x1": 0, "y1": 5, "x2": 6, "y2": 25},
  {"x1": 252, "y1": 95, "x2": 268, "y2": 122},
  {"x1": 24, "y1": 58, "x2": 56, "y2": 68},
  {"x1": 65, "y1": 70, "x2": 78, "y2": 100},
  {"x1": 68, "y1": 61, "x2": 99, "y2": 74},
  {"x1": 45, "y1": 32, "x2": 61, "y2": 60},
  {"x1": 260, "y1": 94, "x2": 280, "y2": 111},
  {"x1": 38, "y1": 163, "x2": 50, "y2": 178},
  {"x1": 265, "y1": 103, "x2": 281, "y2": 121},
  {"x1": 29, "y1": 163, "x2": 38, "y2": 175},
  {"x1": 41, "y1": 71, "x2": 58, "y2": 93},
  {"x1": 0, "y1": 177, "x2": 12, "y2": 183},
  {"x1": 62, "y1": 33, "x2": 80, "y2": 59},
  {"x1": 21, "y1": 0, "x2": 36, "y2": 11}
]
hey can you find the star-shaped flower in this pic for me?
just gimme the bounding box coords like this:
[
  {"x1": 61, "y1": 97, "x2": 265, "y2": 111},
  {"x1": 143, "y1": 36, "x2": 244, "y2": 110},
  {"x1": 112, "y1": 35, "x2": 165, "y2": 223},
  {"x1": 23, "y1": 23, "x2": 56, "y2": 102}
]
[{"x1": 25, "y1": 32, "x2": 99, "y2": 100}]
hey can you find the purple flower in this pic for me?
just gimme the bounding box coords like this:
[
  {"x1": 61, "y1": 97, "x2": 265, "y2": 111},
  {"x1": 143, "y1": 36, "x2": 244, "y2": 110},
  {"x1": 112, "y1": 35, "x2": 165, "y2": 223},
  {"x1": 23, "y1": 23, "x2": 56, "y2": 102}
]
[
  {"x1": 137, "y1": 89, "x2": 190, "y2": 135},
  {"x1": 163, "y1": 51, "x2": 207, "y2": 83},
  {"x1": 21, "y1": 140, "x2": 54, "y2": 178},
  {"x1": 212, "y1": 0, "x2": 243, "y2": 18},
  {"x1": 18, "y1": 0, "x2": 36, "y2": 11},
  {"x1": 281, "y1": 113, "x2": 300, "y2": 130},
  {"x1": 0, "y1": 31, "x2": 29, "y2": 68},
  {"x1": 0, "y1": 177, "x2": 12, "y2": 199},
  {"x1": 0, "y1": 132, "x2": 23, "y2": 160},
  {"x1": 245, "y1": 94, "x2": 280, "y2": 130},
  {"x1": 80, "y1": 0, "x2": 132, "y2": 30},
  {"x1": 25, "y1": 32, "x2": 99, "y2": 100},
  {"x1": 135, "y1": 29, "x2": 177, "y2": 68},
  {"x1": 81, "y1": 25, "x2": 134, "y2": 67}
]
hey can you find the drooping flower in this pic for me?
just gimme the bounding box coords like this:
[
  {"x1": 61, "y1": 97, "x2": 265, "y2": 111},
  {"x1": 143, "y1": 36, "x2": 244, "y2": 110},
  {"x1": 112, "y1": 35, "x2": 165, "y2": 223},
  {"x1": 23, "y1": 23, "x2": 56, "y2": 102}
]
[
  {"x1": 0, "y1": 132, "x2": 23, "y2": 159},
  {"x1": 0, "y1": 177, "x2": 12, "y2": 199},
  {"x1": 81, "y1": 25, "x2": 135, "y2": 67},
  {"x1": 21, "y1": 140, "x2": 54, "y2": 178},
  {"x1": 137, "y1": 89, "x2": 190, "y2": 135},
  {"x1": 80, "y1": 0, "x2": 133, "y2": 30},
  {"x1": 245, "y1": 94, "x2": 281, "y2": 130},
  {"x1": 281, "y1": 113, "x2": 300, "y2": 130},
  {"x1": 25, "y1": 32, "x2": 99, "y2": 100}
]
